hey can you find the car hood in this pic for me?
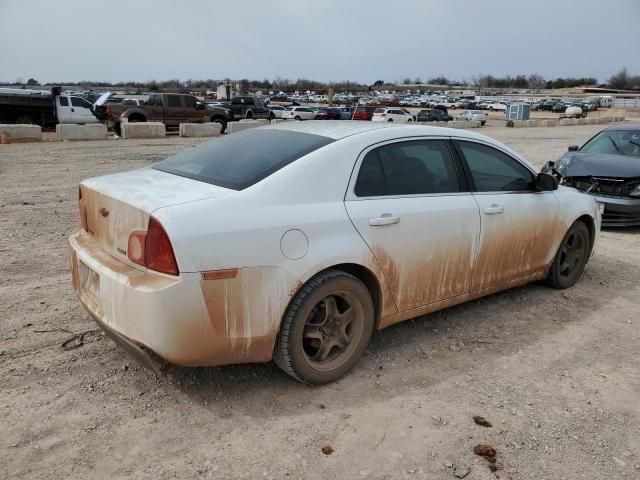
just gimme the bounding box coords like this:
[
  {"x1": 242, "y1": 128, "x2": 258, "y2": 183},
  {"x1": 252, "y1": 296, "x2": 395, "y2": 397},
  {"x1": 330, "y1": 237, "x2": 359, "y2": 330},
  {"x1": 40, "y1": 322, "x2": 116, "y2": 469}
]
[{"x1": 554, "y1": 151, "x2": 640, "y2": 178}]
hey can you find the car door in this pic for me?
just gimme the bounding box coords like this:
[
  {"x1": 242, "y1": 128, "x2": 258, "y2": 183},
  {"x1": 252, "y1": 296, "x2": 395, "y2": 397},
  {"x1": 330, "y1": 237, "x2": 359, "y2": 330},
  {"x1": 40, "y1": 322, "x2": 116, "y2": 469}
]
[
  {"x1": 453, "y1": 140, "x2": 560, "y2": 291},
  {"x1": 56, "y1": 96, "x2": 73, "y2": 123},
  {"x1": 183, "y1": 95, "x2": 202, "y2": 123},
  {"x1": 345, "y1": 138, "x2": 481, "y2": 312},
  {"x1": 164, "y1": 94, "x2": 183, "y2": 127},
  {"x1": 70, "y1": 96, "x2": 98, "y2": 124}
]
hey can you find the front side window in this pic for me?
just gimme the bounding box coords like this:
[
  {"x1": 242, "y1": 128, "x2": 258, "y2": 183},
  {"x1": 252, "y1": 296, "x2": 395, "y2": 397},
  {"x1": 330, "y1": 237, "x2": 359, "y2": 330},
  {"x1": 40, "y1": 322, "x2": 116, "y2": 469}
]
[
  {"x1": 71, "y1": 97, "x2": 91, "y2": 108},
  {"x1": 354, "y1": 140, "x2": 461, "y2": 197},
  {"x1": 457, "y1": 141, "x2": 534, "y2": 192}
]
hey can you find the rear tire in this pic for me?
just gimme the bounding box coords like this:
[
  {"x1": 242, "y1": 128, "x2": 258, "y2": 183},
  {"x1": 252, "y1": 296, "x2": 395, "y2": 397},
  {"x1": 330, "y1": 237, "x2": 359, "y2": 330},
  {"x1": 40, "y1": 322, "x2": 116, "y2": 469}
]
[
  {"x1": 15, "y1": 116, "x2": 34, "y2": 124},
  {"x1": 388, "y1": 118, "x2": 393, "y2": 122},
  {"x1": 545, "y1": 221, "x2": 590, "y2": 289},
  {"x1": 273, "y1": 270, "x2": 374, "y2": 384},
  {"x1": 294, "y1": 115, "x2": 302, "y2": 121}
]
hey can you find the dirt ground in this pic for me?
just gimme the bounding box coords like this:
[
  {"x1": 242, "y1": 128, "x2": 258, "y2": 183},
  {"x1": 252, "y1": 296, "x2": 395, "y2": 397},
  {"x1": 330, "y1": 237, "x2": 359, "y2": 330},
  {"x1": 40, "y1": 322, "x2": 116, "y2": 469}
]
[{"x1": 1, "y1": 121, "x2": 639, "y2": 480}]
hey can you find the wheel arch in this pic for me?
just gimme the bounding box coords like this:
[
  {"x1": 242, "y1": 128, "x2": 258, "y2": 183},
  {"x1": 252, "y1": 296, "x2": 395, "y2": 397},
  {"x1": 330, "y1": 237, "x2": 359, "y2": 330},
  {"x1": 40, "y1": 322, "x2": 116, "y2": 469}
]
[
  {"x1": 576, "y1": 214, "x2": 596, "y2": 257},
  {"x1": 283, "y1": 262, "x2": 384, "y2": 334}
]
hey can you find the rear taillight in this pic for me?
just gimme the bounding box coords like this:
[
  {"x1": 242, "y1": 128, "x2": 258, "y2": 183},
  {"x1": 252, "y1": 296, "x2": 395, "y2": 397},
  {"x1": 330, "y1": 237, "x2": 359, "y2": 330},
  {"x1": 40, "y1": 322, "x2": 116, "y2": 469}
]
[
  {"x1": 126, "y1": 217, "x2": 178, "y2": 275},
  {"x1": 106, "y1": 105, "x2": 112, "y2": 118},
  {"x1": 381, "y1": 113, "x2": 386, "y2": 117},
  {"x1": 127, "y1": 231, "x2": 146, "y2": 266},
  {"x1": 144, "y1": 216, "x2": 178, "y2": 275}
]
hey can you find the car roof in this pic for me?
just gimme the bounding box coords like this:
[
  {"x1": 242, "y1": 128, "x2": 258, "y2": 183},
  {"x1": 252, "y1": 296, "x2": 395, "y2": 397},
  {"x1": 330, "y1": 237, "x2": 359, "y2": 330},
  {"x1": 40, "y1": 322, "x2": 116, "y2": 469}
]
[
  {"x1": 263, "y1": 120, "x2": 493, "y2": 142},
  {"x1": 606, "y1": 122, "x2": 640, "y2": 131}
]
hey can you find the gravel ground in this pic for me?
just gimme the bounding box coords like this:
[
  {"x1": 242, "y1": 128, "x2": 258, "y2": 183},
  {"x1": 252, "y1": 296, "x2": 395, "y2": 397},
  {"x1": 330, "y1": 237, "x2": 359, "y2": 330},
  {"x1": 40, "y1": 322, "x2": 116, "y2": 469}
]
[{"x1": 1, "y1": 122, "x2": 639, "y2": 480}]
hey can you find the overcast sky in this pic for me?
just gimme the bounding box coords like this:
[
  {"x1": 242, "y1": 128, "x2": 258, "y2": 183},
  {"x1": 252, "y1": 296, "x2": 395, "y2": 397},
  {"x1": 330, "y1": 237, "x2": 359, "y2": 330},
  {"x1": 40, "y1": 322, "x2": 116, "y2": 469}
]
[{"x1": 1, "y1": 0, "x2": 638, "y2": 85}]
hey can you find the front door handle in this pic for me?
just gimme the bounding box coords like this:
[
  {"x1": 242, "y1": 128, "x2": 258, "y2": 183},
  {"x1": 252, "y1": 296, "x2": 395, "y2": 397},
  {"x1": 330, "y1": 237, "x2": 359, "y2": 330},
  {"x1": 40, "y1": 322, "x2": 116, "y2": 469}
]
[
  {"x1": 369, "y1": 214, "x2": 400, "y2": 226},
  {"x1": 484, "y1": 204, "x2": 504, "y2": 215}
]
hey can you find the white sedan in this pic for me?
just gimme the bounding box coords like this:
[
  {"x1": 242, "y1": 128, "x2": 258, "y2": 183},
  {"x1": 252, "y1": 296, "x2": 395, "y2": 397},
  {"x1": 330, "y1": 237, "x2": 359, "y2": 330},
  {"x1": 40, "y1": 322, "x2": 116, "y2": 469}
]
[
  {"x1": 69, "y1": 122, "x2": 600, "y2": 384},
  {"x1": 371, "y1": 108, "x2": 414, "y2": 123},
  {"x1": 456, "y1": 110, "x2": 488, "y2": 125},
  {"x1": 268, "y1": 105, "x2": 286, "y2": 119},
  {"x1": 281, "y1": 106, "x2": 316, "y2": 120}
]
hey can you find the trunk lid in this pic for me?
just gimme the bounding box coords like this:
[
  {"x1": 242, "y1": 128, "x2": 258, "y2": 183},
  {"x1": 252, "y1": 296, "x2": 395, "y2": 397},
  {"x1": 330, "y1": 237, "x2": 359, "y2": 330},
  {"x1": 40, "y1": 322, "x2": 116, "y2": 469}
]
[{"x1": 79, "y1": 168, "x2": 231, "y2": 268}]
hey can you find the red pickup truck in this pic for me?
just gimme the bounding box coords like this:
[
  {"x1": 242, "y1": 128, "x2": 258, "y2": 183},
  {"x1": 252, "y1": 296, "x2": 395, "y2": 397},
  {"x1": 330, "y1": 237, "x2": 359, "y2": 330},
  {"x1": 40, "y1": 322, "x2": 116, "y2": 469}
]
[{"x1": 95, "y1": 93, "x2": 232, "y2": 133}]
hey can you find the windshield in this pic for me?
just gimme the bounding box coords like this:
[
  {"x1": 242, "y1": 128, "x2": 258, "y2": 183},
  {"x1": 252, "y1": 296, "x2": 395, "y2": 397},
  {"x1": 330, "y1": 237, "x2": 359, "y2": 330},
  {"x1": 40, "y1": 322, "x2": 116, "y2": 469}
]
[
  {"x1": 581, "y1": 130, "x2": 640, "y2": 158},
  {"x1": 153, "y1": 129, "x2": 334, "y2": 190}
]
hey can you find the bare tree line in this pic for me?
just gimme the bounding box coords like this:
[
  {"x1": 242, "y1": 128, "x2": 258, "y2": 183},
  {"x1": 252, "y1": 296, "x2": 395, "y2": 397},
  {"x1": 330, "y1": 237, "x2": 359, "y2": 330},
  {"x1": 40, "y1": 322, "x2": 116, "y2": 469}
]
[{"x1": 6, "y1": 68, "x2": 640, "y2": 92}]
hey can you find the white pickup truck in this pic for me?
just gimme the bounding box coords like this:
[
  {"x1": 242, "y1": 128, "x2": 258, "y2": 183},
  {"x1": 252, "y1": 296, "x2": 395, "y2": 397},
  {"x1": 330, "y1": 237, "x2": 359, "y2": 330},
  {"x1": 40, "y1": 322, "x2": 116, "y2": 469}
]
[{"x1": 0, "y1": 87, "x2": 103, "y2": 127}]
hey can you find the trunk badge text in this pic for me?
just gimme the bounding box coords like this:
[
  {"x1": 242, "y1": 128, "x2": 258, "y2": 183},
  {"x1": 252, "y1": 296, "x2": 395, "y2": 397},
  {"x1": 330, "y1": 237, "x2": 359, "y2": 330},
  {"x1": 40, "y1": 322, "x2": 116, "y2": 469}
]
[{"x1": 99, "y1": 207, "x2": 109, "y2": 218}]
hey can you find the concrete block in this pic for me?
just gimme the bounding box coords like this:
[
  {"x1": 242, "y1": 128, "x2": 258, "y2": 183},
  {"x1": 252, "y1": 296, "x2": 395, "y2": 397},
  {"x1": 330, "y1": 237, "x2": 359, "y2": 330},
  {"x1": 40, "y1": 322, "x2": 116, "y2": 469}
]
[
  {"x1": 559, "y1": 119, "x2": 577, "y2": 126},
  {"x1": 0, "y1": 124, "x2": 41, "y2": 143},
  {"x1": 56, "y1": 123, "x2": 107, "y2": 141},
  {"x1": 270, "y1": 119, "x2": 286, "y2": 123},
  {"x1": 179, "y1": 122, "x2": 222, "y2": 137},
  {"x1": 228, "y1": 121, "x2": 265, "y2": 134},
  {"x1": 121, "y1": 122, "x2": 166, "y2": 139},
  {"x1": 447, "y1": 120, "x2": 481, "y2": 129},
  {"x1": 239, "y1": 118, "x2": 269, "y2": 124}
]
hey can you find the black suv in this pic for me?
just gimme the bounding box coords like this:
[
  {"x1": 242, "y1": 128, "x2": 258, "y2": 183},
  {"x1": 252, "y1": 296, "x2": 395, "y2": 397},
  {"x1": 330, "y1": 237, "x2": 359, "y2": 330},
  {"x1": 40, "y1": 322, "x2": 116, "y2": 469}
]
[{"x1": 416, "y1": 109, "x2": 452, "y2": 122}]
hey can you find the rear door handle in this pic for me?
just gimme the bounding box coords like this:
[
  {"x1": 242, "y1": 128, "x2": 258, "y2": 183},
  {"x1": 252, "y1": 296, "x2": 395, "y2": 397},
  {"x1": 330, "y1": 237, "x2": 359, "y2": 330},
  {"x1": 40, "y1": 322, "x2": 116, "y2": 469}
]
[
  {"x1": 484, "y1": 204, "x2": 504, "y2": 215},
  {"x1": 369, "y1": 214, "x2": 400, "y2": 226}
]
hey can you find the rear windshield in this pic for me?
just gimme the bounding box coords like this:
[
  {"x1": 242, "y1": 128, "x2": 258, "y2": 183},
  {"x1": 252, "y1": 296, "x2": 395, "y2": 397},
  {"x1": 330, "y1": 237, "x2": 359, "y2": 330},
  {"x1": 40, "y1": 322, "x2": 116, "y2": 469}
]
[{"x1": 153, "y1": 129, "x2": 334, "y2": 190}]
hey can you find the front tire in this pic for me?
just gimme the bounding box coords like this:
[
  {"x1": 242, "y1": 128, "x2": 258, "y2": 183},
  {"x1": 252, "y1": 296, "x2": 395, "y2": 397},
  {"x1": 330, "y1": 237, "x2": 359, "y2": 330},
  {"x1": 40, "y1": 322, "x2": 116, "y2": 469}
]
[
  {"x1": 387, "y1": 118, "x2": 393, "y2": 122},
  {"x1": 273, "y1": 270, "x2": 374, "y2": 384},
  {"x1": 211, "y1": 117, "x2": 227, "y2": 134},
  {"x1": 546, "y1": 221, "x2": 590, "y2": 289}
]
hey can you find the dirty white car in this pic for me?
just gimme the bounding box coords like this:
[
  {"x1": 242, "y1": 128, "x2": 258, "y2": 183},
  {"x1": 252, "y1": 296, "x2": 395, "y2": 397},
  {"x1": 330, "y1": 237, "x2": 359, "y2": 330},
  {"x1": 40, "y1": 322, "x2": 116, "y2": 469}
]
[{"x1": 69, "y1": 122, "x2": 601, "y2": 384}]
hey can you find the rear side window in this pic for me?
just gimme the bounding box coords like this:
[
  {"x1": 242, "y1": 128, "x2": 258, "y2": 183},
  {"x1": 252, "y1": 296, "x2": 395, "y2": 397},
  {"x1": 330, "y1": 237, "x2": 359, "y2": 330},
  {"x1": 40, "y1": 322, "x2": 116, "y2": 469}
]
[
  {"x1": 457, "y1": 141, "x2": 534, "y2": 192},
  {"x1": 184, "y1": 96, "x2": 197, "y2": 108},
  {"x1": 355, "y1": 140, "x2": 461, "y2": 197},
  {"x1": 154, "y1": 129, "x2": 334, "y2": 190},
  {"x1": 167, "y1": 95, "x2": 182, "y2": 108},
  {"x1": 59, "y1": 97, "x2": 69, "y2": 106}
]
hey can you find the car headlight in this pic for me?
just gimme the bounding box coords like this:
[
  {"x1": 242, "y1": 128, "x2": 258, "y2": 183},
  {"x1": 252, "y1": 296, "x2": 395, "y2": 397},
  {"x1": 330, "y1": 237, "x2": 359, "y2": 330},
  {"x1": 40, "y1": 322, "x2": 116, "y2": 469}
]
[{"x1": 630, "y1": 184, "x2": 640, "y2": 197}]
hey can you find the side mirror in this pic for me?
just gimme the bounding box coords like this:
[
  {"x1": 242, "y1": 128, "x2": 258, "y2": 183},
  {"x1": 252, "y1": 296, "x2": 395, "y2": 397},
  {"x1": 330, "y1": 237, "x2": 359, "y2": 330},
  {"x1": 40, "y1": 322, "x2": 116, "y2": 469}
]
[
  {"x1": 535, "y1": 172, "x2": 558, "y2": 191},
  {"x1": 195, "y1": 101, "x2": 205, "y2": 110},
  {"x1": 568, "y1": 145, "x2": 579, "y2": 151}
]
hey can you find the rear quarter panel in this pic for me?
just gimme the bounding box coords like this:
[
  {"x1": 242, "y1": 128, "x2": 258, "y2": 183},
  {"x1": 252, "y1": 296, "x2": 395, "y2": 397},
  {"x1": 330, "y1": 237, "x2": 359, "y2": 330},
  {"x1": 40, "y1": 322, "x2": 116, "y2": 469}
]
[{"x1": 553, "y1": 186, "x2": 601, "y2": 257}]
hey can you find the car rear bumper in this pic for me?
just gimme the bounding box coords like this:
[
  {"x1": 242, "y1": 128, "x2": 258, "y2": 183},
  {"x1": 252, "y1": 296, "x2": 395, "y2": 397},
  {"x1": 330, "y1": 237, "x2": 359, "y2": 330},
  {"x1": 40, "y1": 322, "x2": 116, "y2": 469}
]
[
  {"x1": 591, "y1": 195, "x2": 640, "y2": 227},
  {"x1": 69, "y1": 228, "x2": 287, "y2": 367}
]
